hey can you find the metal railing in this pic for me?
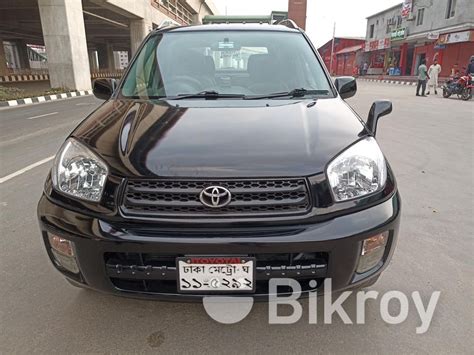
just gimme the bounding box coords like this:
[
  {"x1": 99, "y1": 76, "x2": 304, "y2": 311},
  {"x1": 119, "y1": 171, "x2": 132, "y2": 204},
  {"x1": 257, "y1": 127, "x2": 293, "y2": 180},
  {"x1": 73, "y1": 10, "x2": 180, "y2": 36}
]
[{"x1": 151, "y1": 0, "x2": 194, "y2": 25}]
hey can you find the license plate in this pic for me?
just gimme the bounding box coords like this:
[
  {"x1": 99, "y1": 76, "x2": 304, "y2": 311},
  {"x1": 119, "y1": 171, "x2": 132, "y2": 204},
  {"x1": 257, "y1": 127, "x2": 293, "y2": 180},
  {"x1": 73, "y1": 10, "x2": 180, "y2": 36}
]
[{"x1": 177, "y1": 256, "x2": 255, "y2": 293}]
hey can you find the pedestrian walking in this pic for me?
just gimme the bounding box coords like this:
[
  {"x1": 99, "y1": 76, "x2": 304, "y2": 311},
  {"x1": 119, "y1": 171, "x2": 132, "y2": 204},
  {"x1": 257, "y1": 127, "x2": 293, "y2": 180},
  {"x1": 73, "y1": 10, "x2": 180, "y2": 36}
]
[
  {"x1": 427, "y1": 59, "x2": 442, "y2": 95},
  {"x1": 416, "y1": 59, "x2": 430, "y2": 97}
]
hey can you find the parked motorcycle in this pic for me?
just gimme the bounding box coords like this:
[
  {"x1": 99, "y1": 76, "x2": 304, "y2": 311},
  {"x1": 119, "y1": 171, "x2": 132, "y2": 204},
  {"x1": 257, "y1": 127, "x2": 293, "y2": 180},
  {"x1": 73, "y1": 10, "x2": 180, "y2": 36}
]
[{"x1": 442, "y1": 73, "x2": 473, "y2": 101}]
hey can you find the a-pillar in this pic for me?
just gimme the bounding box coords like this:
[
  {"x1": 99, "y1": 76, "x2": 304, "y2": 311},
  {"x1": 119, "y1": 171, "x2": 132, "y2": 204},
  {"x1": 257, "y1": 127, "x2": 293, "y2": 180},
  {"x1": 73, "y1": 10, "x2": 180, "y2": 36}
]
[
  {"x1": 130, "y1": 19, "x2": 151, "y2": 56},
  {"x1": 0, "y1": 39, "x2": 7, "y2": 76},
  {"x1": 38, "y1": 0, "x2": 91, "y2": 90}
]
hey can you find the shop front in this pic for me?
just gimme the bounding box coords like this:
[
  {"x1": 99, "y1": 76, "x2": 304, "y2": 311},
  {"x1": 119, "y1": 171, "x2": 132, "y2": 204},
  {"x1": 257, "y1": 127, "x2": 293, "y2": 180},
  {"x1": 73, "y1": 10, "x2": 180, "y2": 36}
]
[
  {"x1": 395, "y1": 29, "x2": 474, "y2": 77},
  {"x1": 335, "y1": 44, "x2": 364, "y2": 76},
  {"x1": 364, "y1": 38, "x2": 391, "y2": 75},
  {"x1": 435, "y1": 30, "x2": 474, "y2": 77}
]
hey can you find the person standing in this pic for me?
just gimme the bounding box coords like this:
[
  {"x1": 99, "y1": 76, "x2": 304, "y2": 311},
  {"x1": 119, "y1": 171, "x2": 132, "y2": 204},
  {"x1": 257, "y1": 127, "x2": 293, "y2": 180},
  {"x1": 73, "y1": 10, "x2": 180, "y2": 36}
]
[
  {"x1": 427, "y1": 59, "x2": 442, "y2": 95},
  {"x1": 466, "y1": 56, "x2": 474, "y2": 75},
  {"x1": 416, "y1": 59, "x2": 430, "y2": 97},
  {"x1": 362, "y1": 61, "x2": 368, "y2": 76}
]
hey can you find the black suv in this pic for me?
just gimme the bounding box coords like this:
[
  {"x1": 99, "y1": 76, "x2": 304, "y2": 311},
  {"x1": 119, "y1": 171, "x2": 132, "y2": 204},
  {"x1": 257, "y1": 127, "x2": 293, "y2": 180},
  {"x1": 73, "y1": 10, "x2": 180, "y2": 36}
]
[{"x1": 37, "y1": 23, "x2": 400, "y2": 300}]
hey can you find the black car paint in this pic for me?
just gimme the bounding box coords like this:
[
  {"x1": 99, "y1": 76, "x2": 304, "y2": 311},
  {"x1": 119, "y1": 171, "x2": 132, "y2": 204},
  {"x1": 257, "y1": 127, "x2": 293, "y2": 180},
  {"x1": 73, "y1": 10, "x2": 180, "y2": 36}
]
[{"x1": 37, "y1": 24, "x2": 401, "y2": 299}]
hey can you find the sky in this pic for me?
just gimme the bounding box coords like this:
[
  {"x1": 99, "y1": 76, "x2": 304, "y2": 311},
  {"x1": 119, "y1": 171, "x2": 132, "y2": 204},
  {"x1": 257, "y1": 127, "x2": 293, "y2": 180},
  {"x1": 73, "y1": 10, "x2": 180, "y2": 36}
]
[{"x1": 214, "y1": 0, "x2": 403, "y2": 48}]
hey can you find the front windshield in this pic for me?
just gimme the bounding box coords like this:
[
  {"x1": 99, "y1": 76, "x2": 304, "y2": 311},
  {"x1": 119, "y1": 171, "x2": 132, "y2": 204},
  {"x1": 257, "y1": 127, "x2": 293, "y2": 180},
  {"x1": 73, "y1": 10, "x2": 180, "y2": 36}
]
[{"x1": 121, "y1": 30, "x2": 334, "y2": 99}]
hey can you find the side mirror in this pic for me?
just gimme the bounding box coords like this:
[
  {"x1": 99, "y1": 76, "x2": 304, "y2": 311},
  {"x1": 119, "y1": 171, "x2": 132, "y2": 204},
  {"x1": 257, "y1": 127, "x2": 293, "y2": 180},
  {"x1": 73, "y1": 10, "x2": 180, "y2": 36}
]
[
  {"x1": 93, "y1": 78, "x2": 117, "y2": 100},
  {"x1": 367, "y1": 100, "x2": 392, "y2": 136},
  {"x1": 334, "y1": 76, "x2": 357, "y2": 99}
]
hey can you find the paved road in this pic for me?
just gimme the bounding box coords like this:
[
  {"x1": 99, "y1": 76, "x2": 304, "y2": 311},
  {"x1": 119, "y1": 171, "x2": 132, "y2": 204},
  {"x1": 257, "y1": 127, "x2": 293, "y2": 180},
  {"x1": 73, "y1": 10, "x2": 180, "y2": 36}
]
[{"x1": 1, "y1": 84, "x2": 472, "y2": 353}]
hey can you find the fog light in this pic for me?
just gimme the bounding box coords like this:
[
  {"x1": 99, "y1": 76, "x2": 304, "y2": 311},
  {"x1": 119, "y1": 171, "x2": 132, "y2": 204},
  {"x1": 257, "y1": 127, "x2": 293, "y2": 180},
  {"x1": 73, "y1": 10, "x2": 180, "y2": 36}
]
[
  {"x1": 356, "y1": 232, "x2": 388, "y2": 274},
  {"x1": 48, "y1": 234, "x2": 79, "y2": 274},
  {"x1": 48, "y1": 234, "x2": 74, "y2": 256}
]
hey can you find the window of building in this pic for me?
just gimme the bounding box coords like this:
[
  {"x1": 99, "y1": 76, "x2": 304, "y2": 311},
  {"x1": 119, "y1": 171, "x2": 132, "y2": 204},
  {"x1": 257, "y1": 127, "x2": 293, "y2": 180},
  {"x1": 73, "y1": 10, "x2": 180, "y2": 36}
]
[
  {"x1": 369, "y1": 24, "x2": 375, "y2": 38},
  {"x1": 446, "y1": 0, "x2": 456, "y2": 18},
  {"x1": 386, "y1": 22, "x2": 391, "y2": 34},
  {"x1": 416, "y1": 8, "x2": 424, "y2": 26},
  {"x1": 397, "y1": 15, "x2": 402, "y2": 27}
]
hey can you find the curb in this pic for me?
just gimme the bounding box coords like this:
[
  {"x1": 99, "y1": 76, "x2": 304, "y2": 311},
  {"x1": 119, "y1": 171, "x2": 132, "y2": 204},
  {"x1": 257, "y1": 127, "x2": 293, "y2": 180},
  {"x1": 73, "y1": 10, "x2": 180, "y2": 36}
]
[
  {"x1": 0, "y1": 90, "x2": 93, "y2": 107},
  {"x1": 358, "y1": 78, "x2": 418, "y2": 86},
  {"x1": 358, "y1": 78, "x2": 447, "y2": 86}
]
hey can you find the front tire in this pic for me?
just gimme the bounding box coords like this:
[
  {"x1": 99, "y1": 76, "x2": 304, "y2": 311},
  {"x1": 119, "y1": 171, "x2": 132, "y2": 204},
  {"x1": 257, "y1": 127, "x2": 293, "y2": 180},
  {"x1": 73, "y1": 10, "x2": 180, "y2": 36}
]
[
  {"x1": 461, "y1": 88, "x2": 472, "y2": 101},
  {"x1": 442, "y1": 88, "x2": 451, "y2": 98}
]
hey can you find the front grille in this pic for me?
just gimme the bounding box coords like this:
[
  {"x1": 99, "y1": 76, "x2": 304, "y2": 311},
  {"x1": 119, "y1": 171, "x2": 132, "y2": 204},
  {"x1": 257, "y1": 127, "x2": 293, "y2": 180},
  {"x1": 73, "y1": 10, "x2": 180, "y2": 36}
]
[
  {"x1": 120, "y1": 178, "x2": 311, "y2": 218},
  {"x1": 105, "y1": 252, "x2": 328, "y2": 295}
]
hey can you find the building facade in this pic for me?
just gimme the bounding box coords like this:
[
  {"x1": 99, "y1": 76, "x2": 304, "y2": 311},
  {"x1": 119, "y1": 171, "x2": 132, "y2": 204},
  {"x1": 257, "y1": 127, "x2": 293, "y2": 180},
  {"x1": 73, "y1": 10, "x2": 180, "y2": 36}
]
[
  {"x1": 0, "y1": 0, "x2": 218, "y2": 90},
  {"x1": 318, "y1": 37, "x2": 366, "y2": 75},
  {"x1": 364, "y1": 0, "x2": 474, "y2": 77}
]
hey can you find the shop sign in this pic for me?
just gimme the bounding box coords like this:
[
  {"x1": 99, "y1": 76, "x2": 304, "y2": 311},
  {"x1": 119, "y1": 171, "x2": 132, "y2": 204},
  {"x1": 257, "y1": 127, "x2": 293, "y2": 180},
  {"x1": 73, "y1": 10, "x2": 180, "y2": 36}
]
[
  {"x1": 427, "y1": 32, "x2": 440, "y2": 40},
  {"x1": 438, "y1": 30, "x2": 473, "y2": 44},
  {"x1": 365, "y1": 38, "x2": 391, "y2": 52},
  {"x1": 391, "y1": 28, "x2": 406, "y2": 41},
  {"x1": 401, "y1": 0, "x2": 412, "y2": 18}
]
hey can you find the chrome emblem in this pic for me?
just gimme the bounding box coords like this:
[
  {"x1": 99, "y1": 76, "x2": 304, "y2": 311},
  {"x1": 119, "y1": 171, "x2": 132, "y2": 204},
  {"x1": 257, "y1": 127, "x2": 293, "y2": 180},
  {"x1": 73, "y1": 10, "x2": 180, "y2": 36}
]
[{"x1": 199, "y1": 186, "x2": 232, "y2": 208}]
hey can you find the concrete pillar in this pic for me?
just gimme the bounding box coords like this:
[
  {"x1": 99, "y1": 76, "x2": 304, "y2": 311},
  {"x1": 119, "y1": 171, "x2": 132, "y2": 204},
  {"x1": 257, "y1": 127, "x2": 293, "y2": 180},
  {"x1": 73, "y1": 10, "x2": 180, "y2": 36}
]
[
  {"x1": 89, "y1": 50, "x2": 99, "y2": 71},
  {"x1": 130, "y1": 19, "x2": 151, "y2": 56},
  {"x1": 15, "y1": 40, "x2": 30, "y2": 70},
  {"x1": 400, "y1": 43, "x2": 408, "y2": 76},
  {"x1": 38, "y1": 0, "x2": 91, "y2": 90},
  {"x1": 98, "y1": 43, "x2": 115, "y2": 70},
  {"x1": 0, "y1": 40, "x2": 7, "y2": 76}
]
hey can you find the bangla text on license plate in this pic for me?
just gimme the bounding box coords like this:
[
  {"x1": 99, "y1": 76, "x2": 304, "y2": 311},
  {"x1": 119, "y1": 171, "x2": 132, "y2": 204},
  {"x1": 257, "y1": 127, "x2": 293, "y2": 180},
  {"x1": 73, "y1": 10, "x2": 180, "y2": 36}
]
[{"x1": 177, "y1": 256, "x2": 255, "y2": 293}]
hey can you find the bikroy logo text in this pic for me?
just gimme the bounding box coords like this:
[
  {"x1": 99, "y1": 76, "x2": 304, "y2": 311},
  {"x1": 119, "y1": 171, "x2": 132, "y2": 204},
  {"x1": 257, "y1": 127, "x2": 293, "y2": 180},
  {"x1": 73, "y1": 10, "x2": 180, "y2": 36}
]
[{"x1": 203, "y1": 278, "x2": 440, "y2": 334}]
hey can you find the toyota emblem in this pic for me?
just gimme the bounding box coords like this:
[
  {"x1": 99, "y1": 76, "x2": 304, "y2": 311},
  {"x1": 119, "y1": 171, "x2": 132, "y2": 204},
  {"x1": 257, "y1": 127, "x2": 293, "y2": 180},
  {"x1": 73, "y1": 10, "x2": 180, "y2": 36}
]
[{"x1": 199, "y1": 186, "x2": 232, "y2": 208}]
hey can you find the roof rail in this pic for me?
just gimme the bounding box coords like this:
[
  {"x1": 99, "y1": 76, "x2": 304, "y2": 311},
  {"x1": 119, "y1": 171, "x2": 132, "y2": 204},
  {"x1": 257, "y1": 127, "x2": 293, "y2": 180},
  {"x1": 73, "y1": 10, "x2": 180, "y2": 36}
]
[
  {"x1": 277, "y1": 19, "x2": 299, "y2": 29},
  {"x1": 158, "y1": 19, "x2": 181, "y2": 29}
]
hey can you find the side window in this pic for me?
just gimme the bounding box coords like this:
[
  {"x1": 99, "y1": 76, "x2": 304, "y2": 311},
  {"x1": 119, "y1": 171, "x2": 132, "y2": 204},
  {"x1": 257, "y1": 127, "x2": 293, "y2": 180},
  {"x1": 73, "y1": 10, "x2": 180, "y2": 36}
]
[
  {"x1": 416, "y1": 8, "x2": 424, "y2": 26},
  {"x1": 446, "y1": 0, "x2": 456, "y2": 18}
]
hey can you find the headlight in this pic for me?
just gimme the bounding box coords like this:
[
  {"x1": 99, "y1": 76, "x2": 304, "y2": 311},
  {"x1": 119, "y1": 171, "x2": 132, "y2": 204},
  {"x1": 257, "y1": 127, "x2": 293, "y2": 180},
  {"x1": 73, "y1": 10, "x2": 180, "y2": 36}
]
[
  {"x1": 327, "y1": 137, "x2": 387, "y2": 202},
  {"x1": 52, "y1": 139, "x2": 108, "y2": 202}
]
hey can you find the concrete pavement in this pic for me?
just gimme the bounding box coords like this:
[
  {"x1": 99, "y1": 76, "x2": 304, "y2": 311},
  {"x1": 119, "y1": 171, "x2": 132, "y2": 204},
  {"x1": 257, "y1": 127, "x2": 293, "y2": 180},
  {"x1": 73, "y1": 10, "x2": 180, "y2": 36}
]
[{"x1": 0, "y1": 82, "x2": 472, "y2": 353}]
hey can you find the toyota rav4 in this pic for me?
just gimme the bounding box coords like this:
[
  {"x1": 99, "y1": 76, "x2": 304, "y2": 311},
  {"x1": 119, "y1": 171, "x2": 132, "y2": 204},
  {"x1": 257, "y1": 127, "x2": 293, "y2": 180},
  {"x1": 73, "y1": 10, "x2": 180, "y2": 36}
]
[{"x1": 37, "y1": 22, "x2": 401, "y2": 300}]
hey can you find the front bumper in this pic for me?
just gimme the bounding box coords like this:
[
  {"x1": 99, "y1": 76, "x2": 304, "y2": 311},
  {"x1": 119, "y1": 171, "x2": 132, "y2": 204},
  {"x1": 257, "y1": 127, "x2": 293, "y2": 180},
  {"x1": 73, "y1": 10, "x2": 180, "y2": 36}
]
[{"x1": 37, "y1": 192, "x2": 401, "y2": 301}]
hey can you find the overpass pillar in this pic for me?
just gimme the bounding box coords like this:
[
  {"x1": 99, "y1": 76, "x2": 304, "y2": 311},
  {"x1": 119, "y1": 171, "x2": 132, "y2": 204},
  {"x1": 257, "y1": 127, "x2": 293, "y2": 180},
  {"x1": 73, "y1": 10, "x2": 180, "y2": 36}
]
[
  {"x1": 130, "y1": 19, "x2": 151, "y2": 56},
  {"x1": 89, "y1": 50, "x2": 99, "y2": 71},
  {"x1": 98, "y1": 43, "x2": 115, "y2": 70},
  {"x1": 0, "y1": 40, "x2": 7, "y2": 76},
  {"x1": 15, "y1": 40, "x2": 31, "y2": 71},
  {"x1": 38, "y1": 0, "x2": 91, "y2": 90}
]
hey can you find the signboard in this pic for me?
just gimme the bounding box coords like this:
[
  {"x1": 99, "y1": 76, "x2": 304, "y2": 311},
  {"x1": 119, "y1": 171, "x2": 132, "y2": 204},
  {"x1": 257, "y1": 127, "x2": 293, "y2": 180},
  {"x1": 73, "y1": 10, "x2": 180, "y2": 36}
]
[
  {"x1": 438, "y1": 30, "x2": 473, "y2": 44},
  {"x1": 401, "y1": 0, "x2": 412, "y2": 18},
  {"x1": 391, "y1": 28, "x2": 406, "y2": 41},
  {"x1": 365, "y1": 38, "x2": 391, "y2": 52},
  {"x1": 427, "y1": 32, "x2": 440, "y2": 40}
]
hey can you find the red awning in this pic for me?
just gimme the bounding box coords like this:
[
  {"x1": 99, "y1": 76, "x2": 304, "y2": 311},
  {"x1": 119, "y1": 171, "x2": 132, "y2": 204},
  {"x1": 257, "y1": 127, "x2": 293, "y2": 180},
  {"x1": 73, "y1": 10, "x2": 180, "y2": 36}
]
[{"x1": 335, "y1": 44, "x2": 363, "y2": 55}]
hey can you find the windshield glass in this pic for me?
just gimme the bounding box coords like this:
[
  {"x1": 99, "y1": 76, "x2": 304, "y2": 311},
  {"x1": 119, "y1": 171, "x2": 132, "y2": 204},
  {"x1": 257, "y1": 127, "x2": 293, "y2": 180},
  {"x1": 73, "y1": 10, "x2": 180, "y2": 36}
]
[{"x1": 121, "y1": 30, "x2": 333, "y2": 99}]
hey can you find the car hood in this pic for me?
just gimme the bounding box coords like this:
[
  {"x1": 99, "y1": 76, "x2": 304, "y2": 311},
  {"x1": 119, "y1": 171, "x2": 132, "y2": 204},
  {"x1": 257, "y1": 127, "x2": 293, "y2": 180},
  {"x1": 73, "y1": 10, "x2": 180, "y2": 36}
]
[{"x1": 72, "y1": 99, "x2": 367, "y2": 178}]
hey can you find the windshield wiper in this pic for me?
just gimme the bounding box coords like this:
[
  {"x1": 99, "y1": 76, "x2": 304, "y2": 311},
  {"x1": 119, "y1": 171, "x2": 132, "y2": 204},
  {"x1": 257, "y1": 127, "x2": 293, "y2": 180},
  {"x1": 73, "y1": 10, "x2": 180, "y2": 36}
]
[
  {"x1": 244, "y1": 88, "x2": 330, "y2": 100},
  {"x1": 167, "y1": 90, "x2": 246, "y2": 100}
]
